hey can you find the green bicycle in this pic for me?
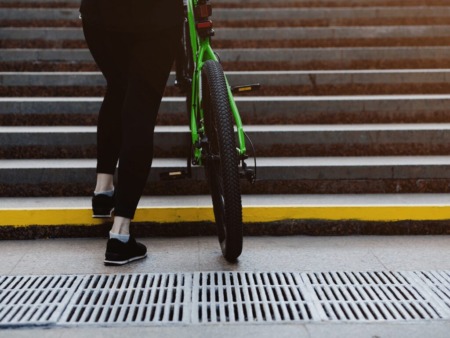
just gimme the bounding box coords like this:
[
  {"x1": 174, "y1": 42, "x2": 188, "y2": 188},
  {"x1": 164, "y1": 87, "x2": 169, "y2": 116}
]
[{"x1": 164, "y1": 0, "x2": 257, "y2": 262}]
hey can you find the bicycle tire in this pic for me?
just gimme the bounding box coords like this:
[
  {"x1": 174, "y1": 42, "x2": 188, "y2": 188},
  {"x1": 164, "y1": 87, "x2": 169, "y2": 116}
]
[{"x1": 201, "y1": 60, "x2": 243, "y2": 262}]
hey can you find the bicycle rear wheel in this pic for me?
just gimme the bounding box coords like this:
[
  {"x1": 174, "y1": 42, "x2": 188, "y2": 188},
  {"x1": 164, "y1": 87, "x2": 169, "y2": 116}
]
[{"x1": 201, "y1": 60, "x2": 243, "y2": 262}]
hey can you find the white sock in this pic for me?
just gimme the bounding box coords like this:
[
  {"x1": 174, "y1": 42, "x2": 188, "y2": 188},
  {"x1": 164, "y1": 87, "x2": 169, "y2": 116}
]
[
  {"x1": 94, "y1": 189, "x2": 114, "y2": 197},
  {"x1": 109, "y1": 231, "x2": 130, "y2": 243}
]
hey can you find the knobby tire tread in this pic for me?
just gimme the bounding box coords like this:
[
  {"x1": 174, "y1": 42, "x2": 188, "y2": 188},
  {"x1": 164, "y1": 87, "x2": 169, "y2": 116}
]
[{"x1": 202, "y1": 60, "x2": 243, "y2": 262}]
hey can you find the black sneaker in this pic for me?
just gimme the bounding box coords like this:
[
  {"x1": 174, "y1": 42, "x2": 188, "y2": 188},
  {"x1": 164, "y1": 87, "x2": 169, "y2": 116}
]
[
  {"x1": 92, "y1": 193, "x2": 114, "y2": 218},
  {"x1": 104, "y1": 237, "x2": 147, "y2": 266}
]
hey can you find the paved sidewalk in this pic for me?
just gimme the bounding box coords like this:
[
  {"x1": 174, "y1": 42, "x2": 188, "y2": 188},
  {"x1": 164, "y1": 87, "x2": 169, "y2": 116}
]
[
  {"x1": 2, "y1": 235, "x2": 450, "y2": 275},
  {"x1": 1, "y1": 235, "x2": 450, "y2": 338}
]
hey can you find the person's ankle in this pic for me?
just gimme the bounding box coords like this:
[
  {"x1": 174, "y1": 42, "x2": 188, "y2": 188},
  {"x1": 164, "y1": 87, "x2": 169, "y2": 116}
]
[
  {"x1": 94, "y1": 189, "x2": 114, "y2": 197},
  {"x1": 110, "y1": 216, "x2": 131, "y2": 235},
  {"x1": 95, "y1": 173, "x2": 114, "y2": 193},
  {"x1": 109, "y1": 231, "x2": 130, "y2": 243}
]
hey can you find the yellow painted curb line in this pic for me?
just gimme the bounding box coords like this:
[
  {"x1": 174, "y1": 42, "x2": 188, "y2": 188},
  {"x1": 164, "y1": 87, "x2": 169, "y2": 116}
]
[
  {"x1": 244, "y1": 205, "x2": 450, "y2": 222},
  {"x1": 0, "y1": 207, "x2": 214, "y2": 227},
  {"x1": 1, "y1": 205, "x2": 450, "y2": 227}
]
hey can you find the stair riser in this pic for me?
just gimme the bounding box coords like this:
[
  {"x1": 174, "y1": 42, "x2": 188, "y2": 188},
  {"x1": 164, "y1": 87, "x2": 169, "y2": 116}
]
[
  {"x1": 4, "y1": 27, "x2": 450, "y2": 49},
  {"x1": 3, "y1": 0, "x2": 450, "y2": 6},
  {"x1": 3, "y1": 71, "x2": 450, "y2": 96},
  {"x1": 4, "y1": 0, "x2": 450, "y2": 7},
  {"x1": 2, "y1": 129, "x2": 450, "y2": 158},
  {"x1": 1, "y1": 177, "x2": 450, "y2": 197},
  {"x1": 3, "y1": 47, "x2": 450, "y2": 64},
  {"x1": 3, "y1": 26, "x2": 450, "y2": 41},
  {"x1": 3, "y1": 71, "x2": 450, "y2": 87},
  {"x1": 6, "y1": 83, "x2": 450, "y2": 97},
  {"x1": 2, "y1": 97, "x2": 450, "y2": 125},
  {"x1": 3, "y1": 7, "x2": 449, "y2": 22}
]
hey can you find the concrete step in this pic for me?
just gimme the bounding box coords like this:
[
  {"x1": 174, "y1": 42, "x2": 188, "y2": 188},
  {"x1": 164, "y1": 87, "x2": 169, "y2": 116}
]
[
  {"x1": 2, "y1": 70, "x2": 450, "y2": 97},
  {"x1": 1, "y1": 95, "x2": 450, "y2": 125},
  {"x1": 1, "y1": 156, "x2": 450, "y2": 197},
  {"x1": 2, "y1": 7, "x2": 449, "y2": 23},
  {"x1": 3, "y1": 26, "x2": 450, "y2": 42},
  {"x1": 2, "y1": 0, "x2": 450, "y2": 230},
  {"x1": 0, "y1": 27, "x2": 83, "y2": 40},
  {"x1": 2, "y1": 124, "x2": 450, "y2": 158},
  {"x1": 3, "y1": 0, "x2": 450, "y2": 7},
  {"x1": 2, "y1": 194, "x2": 450, "y2": 231},
  {"x1": 1, "y1": 47, "x2": 448, "y2": 67}
]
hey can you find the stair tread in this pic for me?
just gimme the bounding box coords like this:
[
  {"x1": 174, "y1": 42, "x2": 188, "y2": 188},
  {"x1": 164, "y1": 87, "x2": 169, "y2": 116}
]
[
  {"x1": 2, "y1": 193, "x2": 450, "y2": 209},
  {"x1": 1, "y1": 156, "x2": 450, "y2": 167},
  {"x1": 3, "y1": 123, "x2": 450, "y2": 132}
]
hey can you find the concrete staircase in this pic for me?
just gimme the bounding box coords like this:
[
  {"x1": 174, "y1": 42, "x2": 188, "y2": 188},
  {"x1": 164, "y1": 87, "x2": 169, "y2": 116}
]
[{"x1": 1, "y1": 0, "x2": 450, "y2": 238}]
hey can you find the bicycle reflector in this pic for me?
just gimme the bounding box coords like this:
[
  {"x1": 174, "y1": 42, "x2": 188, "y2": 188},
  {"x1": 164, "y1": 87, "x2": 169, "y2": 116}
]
[
  {"x1": 194, "y1": 3, "x2": 212, "y2": 19},
  {"x1": 195, "y1": 2, "x2": 214, "y2": 37},
  {"x1": 196, "y1": 20, "x2": 214, "y2": 37},
  {"x1": 197, "y1": 20, "x2": 213, "y2": 30}
]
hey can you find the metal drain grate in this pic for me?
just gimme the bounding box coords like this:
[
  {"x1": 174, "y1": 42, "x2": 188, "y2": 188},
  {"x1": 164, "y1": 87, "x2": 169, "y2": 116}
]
[
  {"x1": 0, "y1": 275, "x2": 82, "y2": 327},
  {"x1": 192, "y1": 272, "x2": 316, "y2": 323},
  {"x1": 59, "y1": 273, "x2": 190, "y2": 325},
  {"x1": 413, "y1": 271, "x2": 450, "y2": 309},
  {"x1": 2, "y1": 271, "x2": 450, "y2": 327},
  {"x1": 303, "y1": 271, "x2": 444, "y2": 321}
]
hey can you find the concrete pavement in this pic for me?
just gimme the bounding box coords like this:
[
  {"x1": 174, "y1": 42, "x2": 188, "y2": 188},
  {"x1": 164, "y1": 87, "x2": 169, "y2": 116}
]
[
  {"x1": 2, "y1": 235, "x2": 450, "y2": 275},
  {"x1": 1, "y1": 235, "x2": 450, "y2": 338}
]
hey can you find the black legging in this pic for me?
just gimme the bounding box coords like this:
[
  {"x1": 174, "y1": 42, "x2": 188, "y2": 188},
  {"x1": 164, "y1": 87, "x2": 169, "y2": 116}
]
[{"x1": 82, "y1": 21, "x2": 181, "y2": 219}]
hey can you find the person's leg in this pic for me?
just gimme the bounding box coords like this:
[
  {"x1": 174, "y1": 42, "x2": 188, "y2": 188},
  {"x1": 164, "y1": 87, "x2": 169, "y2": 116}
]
[
  {"x1": 82, "y1": 20, "x2": 148, "y2": 265},
  {"x1": 82, "y1": 21, "x2": 129, "y2": 216},
  {"x1": 113, "y1": 25, "x2": 182, "y2": 221},
  {"x1": 86, "y1": 25, "x2": 181, "y2": 265},
  {"x1": 96, "y1": 80, "x2": 126, "y2": 180},
  {"x1": 113, "y1": 83, "x2": 162, "y2": 219},
  {"x1": 94, "y1": 173, "x2": 114, "y2": 193},
  {"x1": 92, "y1": 77, "x2": 126, "y2": 217}
]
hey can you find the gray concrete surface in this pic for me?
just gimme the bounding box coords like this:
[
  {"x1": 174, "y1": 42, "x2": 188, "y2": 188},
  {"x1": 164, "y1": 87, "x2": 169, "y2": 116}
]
[
  {"x1": 2, "y1": 156, "x2": 450, "y2": 185},
  {"x1": 1, "y1": 322, "x2": 450, "y2": 338},
  {"x1": 3, "y1": 193, "x2": 450, "y2": 209},
  {"x1": 2, "y1": 7, "x2": 448, "y2": 21},
  {"x1": 5, "y1": 69, "x2": 450, "y2": 87},
  {"x1": 0, "y1": 0, "x2": 438, "y2": 5},
  {"x1": 2, "y1": 124, "x2": 450, "y2": 149},
  {"x1": 4, "y1": 46, "x2": 450, "y2": 63},
  {"x1": 1, "y1": 235, "x2": 449, "y2": 276},
  {"x1": 1, "y1": 236, "x2": 450, "y2": 337},
  {"x1": 3, "y1": 26, "x2": 450, "y2": 41},
  {"x1": 2, "y1": 95, "x2": 450, "y2": 121}
]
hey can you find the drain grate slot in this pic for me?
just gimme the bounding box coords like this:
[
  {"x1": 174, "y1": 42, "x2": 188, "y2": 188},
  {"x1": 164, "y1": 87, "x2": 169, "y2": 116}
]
[
  {"x1": 303, "y1": 271, "x2": 444, "y2": 321},
  {"x1": 192, "y1": 272, "x2": 316, "y2": 323},
  {"x1": 59, "y1": 273, "x2": 189, "y2": 325},
  {"x1": 0, "y1": 275, "x2": 82, "y2": 327}
]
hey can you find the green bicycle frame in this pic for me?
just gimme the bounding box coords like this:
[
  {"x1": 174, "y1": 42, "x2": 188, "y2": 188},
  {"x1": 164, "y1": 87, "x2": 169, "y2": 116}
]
[{"x1": 186, "y1": 0, "x2": 247, "y2": 165}]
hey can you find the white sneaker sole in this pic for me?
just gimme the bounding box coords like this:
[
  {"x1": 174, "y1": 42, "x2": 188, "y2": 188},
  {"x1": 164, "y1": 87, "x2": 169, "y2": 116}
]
[
  {"x1": 92, "y1": 208, "x2": 114, "y2": 218},
  {"x1": 104, "y1": 253, "x2": 147, "y2": 266}
]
